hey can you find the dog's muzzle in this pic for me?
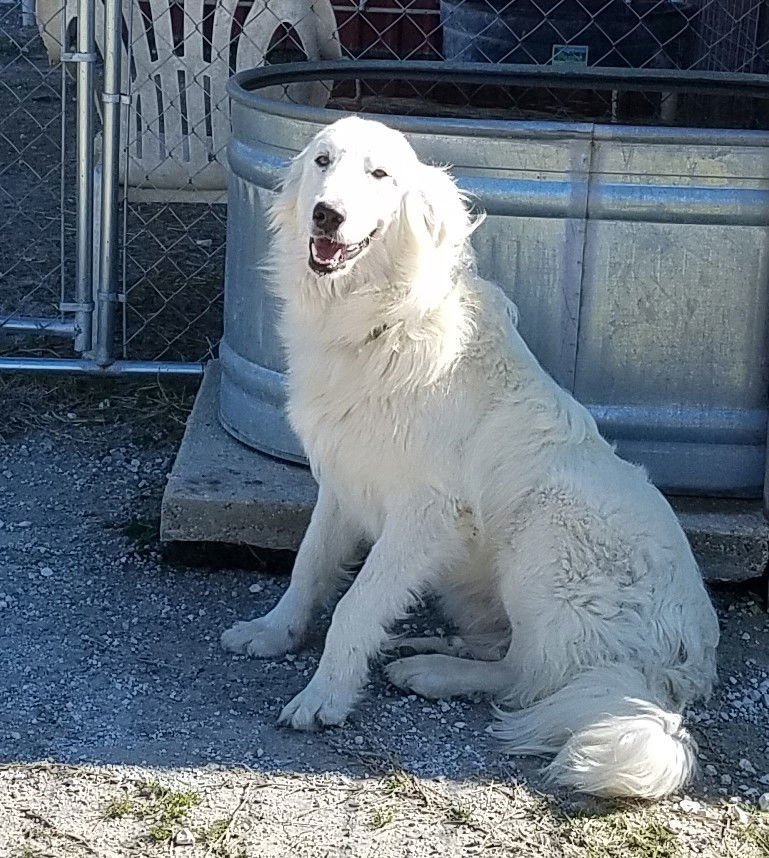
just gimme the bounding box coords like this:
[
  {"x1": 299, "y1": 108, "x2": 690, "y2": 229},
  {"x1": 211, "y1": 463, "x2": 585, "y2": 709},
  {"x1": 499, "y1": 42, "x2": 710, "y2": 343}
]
[{"x1": 308, "y1": 233, "x2": 374, "y2": 275}]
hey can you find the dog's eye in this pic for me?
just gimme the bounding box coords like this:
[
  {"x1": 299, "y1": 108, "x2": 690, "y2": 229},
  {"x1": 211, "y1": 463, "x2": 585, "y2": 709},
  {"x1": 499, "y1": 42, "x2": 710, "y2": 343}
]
[
  {"x1": 315, "y1": 154, "x2": 330, "y2": 168},
  {"x1": 371, "y1": 168, "x2": 389, "y2": 179}
]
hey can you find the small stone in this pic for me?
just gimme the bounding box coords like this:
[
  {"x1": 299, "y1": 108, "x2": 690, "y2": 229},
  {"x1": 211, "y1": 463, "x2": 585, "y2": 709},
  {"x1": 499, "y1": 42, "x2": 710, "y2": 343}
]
[
  {"x1": 174, "y1": 828, "x2": 194, "y2": 846},
  {"x1": 721, "y1": 774, "x2": 732, "y2": 786},
  {"x1": 739, "y1": 759, "x2": 757, "y2": 775},
  {"x1": 760, "y1": 774, "x2": 769, "y2": 786},
  {"x1": 759, "y1": 793, "x2": 769, "y2": 812},
  {"x1": 9, "y1": 732, "x2": 20, "y2": 740},
  {"x1": 248, "y1": 583, "x2": 264, "y2": 593},
  {"x1": 705, "y1": 765, "x2": 718, "y2": 777},
  {"x1": 741, "y1": 632, "x2": 751, "y2": 642},
  {"x1": 39, "y1": 567, "x2": 53, "y2": 578},
  {"x1": 354, "y1": 736, "x2": 364, "y2": 746},
  {"x1": 453, "y1": 721, "x2": 467, "y2": 729},
  {"x1": 17, "y1": 521, "x2": 31, "y2": 528},
  {"x1": 679, "y1": 798, "x2": 702, "y2": 814}
]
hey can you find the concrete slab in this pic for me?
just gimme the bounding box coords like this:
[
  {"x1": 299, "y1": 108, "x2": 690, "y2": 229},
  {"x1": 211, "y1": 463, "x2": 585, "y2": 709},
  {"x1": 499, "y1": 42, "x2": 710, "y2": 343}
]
[
  {"x1": 673, "y1": 497, "x2": 769, "y2": 583},
  {"x1": 160, "y1": 362, "x2": 315, "y2": 550},
  {"x1": 161, "y1": 361, "x2": 768, "y2": 583}
]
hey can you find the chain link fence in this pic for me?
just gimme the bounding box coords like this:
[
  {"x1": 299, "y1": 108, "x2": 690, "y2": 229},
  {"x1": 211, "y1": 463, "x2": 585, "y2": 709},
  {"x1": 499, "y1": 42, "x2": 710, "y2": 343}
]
[
  {"x1": 0, "y1": 0, "x2": 75, "y2": 352},
  {"x1": 1, "y1": 0, "x2": 768, "y2": 372}
]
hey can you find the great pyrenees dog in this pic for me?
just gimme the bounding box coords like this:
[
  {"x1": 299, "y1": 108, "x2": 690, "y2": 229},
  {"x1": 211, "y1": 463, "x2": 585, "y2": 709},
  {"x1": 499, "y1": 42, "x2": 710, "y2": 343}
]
[{"x1": 222, "y1": 115, "x2": 719, "y2": 799}]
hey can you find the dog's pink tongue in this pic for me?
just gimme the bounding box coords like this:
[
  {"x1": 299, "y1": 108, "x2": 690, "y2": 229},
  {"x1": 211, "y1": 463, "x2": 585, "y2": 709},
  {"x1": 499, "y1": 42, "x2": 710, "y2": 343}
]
[{"x1": 313, "y1": 238, "x2": 344, "y2": 263}]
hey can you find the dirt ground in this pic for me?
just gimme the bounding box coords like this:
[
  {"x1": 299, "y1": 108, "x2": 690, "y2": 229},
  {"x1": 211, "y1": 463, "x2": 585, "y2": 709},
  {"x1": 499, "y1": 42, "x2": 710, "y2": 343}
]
[{"x1": 0, "y1": 376, "x2": 766, "y2": 858}]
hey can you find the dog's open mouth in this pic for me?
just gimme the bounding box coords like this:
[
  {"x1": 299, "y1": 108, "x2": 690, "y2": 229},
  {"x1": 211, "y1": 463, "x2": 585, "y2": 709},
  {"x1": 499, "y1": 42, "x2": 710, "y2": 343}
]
[{"x1": 308, "y1": 235, "x2": 372, "y2": 275}]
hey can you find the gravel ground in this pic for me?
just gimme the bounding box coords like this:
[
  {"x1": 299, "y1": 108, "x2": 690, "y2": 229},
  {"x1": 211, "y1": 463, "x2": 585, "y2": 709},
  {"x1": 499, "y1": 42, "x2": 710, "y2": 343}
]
[{"x1": 1, "y1": 379, "x2": 769, "y2": 857}]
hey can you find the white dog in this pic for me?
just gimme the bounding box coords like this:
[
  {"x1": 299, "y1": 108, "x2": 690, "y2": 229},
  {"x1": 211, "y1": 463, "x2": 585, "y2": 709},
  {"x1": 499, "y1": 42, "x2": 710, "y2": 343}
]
[{"x1": 222, "y1": 116, "x2": 719, "y2": 799}]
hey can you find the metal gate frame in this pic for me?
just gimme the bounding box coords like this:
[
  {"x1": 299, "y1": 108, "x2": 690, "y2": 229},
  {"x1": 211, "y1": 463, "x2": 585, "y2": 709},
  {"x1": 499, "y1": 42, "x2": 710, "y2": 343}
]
[{"x1": 0, "y1": 0, "x2": 203, "y2": 379}]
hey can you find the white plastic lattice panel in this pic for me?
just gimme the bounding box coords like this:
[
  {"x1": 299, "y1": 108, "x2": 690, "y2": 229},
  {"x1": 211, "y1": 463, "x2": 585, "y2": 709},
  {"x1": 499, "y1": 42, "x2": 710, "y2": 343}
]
[{"x1": 37, "y1": 0, "x2": 340, "y2": 193}]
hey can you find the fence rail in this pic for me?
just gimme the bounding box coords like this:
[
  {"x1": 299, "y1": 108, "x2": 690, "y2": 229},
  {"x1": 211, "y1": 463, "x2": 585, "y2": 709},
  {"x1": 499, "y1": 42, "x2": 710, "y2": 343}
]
[{"x1": 1, "y1": 0, "x2": 768, "y2": 376}]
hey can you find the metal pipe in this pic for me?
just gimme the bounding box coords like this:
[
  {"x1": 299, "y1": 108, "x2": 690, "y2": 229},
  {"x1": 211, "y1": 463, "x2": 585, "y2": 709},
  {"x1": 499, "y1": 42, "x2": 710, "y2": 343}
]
[
  {"x1": 74, "y1": 0, "x2": 96, "y2": 353},
  {"x1": 94, "y1": 0, "x2": 123, "y2": 367},
  {"x1": 0, "y1": 317, "x2": 78, "y2": 337},
  {"x1": 20, "y1": 0, "x2": 34, "y2": 28},
  {"x1": 0, "y1": 357, "x2": 204, "y2": 377},
  {"x1": 59, "y1": 34, "x2": 67, "y2": 342},
  {"x1": 120, "y1": 0, "x2": 137, "y2": 360}
]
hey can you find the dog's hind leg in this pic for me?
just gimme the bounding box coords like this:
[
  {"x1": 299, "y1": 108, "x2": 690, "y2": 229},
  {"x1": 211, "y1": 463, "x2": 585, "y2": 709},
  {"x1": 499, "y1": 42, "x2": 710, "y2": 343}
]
[
  {"x1": 386, "y1": 633, "x2": 506, "y2": 660},
  {"x1": 385, "y1": 654, "x2": 516, "y2": 700},
  {"x1": 385, "y1": 635, "x2": 473, "y2": 657}
]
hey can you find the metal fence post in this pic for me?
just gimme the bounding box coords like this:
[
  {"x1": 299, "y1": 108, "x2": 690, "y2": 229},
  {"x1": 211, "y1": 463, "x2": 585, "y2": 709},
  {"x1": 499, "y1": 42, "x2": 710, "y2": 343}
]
[
  {"x1": 20, "y1": 0, "x2": 35, "y2": 28},
  {"x1": 94, "y1": 0, "x2": 123, "y2": 367},
  {"x1": 69, "y1": 0, "x2": 97, "y2": 353}
]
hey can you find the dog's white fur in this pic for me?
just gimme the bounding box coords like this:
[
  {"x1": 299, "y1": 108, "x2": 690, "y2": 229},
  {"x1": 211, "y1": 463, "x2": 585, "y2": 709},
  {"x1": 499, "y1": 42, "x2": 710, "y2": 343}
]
[{"x1": 222, "y1": 116, "x2": 720, "y2": 799}]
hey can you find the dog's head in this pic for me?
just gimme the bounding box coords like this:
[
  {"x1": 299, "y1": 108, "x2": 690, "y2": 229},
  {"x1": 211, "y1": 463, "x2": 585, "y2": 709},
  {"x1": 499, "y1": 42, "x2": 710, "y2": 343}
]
[{"x1": 270, "y1": 116, "x2": 477, "y2": 283}]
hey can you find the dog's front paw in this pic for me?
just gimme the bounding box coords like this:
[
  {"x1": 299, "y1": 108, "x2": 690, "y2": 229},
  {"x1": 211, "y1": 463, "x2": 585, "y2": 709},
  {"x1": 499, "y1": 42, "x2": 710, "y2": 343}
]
[
  {"x1": 220, "y1": 616, "x2": 294, "y2": 659},
  {"x1": 277, "y1": 677, "x2": 356, "y2": 731}
]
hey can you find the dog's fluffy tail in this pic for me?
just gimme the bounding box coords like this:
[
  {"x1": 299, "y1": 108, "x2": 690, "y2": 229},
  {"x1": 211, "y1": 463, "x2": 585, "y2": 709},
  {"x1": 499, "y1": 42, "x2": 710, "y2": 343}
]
[{"x1": 491, "y1": 664, "x2": 697, "y2": 799}]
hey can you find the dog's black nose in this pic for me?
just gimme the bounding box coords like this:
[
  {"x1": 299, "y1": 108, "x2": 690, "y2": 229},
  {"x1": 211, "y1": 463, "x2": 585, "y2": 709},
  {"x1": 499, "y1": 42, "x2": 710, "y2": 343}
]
[{"x1": 312, "y1": 202, "x2": 345, "y2": 232}]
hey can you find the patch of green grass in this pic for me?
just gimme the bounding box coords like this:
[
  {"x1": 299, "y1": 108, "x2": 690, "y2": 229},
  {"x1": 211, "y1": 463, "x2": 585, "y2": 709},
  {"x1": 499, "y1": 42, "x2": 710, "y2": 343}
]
[
  {"x1": 447, "y1": 804, "x2": 474, "y2": 826},
  {"x1": 104, "y1": 797, "x2": 135, "y2": 819},
  {"x1": 114, "y1": 781, "x2": 201, "y2": 843},
  {"x1": 623, "y1": 819, "x2": 678, "y2": 858},
  {"x1": 370, "y1": 807, "x2": 394, "y2": 829},
  {"x1": 200, "y1": 818, "x2": 252, "y2": 857},
  {"x1": 565, "y1": 810, "x2": 679, "y2": 858},
  {"x1": 157, "y1": 789, "x2": 200, "y2": 824},
  {"x1": 204, "y1": 819, "x2": 230, "y2": 843},
  {"x1": 746, "y1": 816, "x2": 769, "y2": 855},
  {"x1": 149, "y1": 824, "x2": 173, "y2": 843},
  {"x1": 382, "y1": 770, "x2": 413, "y2": 796},
  {"x1": 136, "y1": 780, "x2": 167, "y2": 802}
]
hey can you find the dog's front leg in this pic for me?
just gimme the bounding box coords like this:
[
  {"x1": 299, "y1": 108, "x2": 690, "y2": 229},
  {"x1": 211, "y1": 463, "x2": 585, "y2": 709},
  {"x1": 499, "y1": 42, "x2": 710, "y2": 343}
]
[
  {"x1": 221, "y1": 483, "x2": 361, "y2": 658},
  {"x1": 278, "y1": 498, "x2": 461, "y2": 730}
]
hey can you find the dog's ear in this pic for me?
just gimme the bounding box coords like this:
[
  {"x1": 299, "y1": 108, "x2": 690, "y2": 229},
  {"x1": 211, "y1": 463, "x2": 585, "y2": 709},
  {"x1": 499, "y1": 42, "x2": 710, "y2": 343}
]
[
  {"x1": 268, "y1": 145, "x2": 308, "y2": 232},
  {"x1": 401, "y1": 163, "x2": 477, "y2": 256}
]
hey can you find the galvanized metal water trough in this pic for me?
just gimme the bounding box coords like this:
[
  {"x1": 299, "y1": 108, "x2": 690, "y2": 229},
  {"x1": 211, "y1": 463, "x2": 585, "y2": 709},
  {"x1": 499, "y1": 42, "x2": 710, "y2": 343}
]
[{"x1": 221, "y1": 62, "x2": 769, "y2": 499}]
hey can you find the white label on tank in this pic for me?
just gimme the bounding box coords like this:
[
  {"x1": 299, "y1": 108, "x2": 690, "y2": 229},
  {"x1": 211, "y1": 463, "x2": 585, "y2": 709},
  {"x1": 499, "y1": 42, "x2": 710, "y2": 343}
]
[{"x1": 551, "y1": 45, "x2": 589, "y2": 66}]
